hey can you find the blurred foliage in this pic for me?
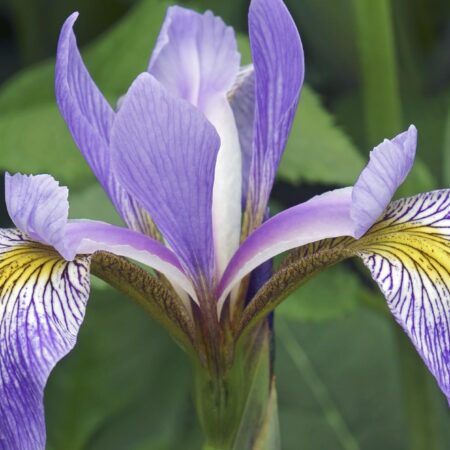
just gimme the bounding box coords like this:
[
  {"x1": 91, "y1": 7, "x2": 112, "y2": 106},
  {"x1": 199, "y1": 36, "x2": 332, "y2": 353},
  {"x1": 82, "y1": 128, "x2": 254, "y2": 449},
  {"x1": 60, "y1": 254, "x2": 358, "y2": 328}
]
[{"x1": 0, "y1": 0, "x2": 449, "y2": 448}]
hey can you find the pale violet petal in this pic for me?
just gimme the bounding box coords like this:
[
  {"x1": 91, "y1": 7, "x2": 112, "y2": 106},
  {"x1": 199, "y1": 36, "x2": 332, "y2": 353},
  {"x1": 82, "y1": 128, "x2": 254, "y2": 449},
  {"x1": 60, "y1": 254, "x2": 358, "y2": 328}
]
[
  {"x1": 351, "y1": 125, "x2": 417, "y2": 238},
  {"x1": 5, "y1": 173, "x2": 68, "y2": 252},
  {"x1": 55, "y1": 13, "x2": 153, "y2": 235},
  {"x1": 64, "y1": 220, "x2": 196, "y2": 301},
  {"x1": 228, "y1": 65, "x2": 255, "y2": 204},
  {"x1": 246, "y1": 0, "x2": 304, "y2": 225},
  {"x1": 111, "y1": 74, "x2": 220, "y2": 286},
  {"x1": 149, "y1": 5, "x2": 242, "y2": 275},
  {"x1": 5, "y1": 173, "x2": 196, "y2": 301},
  {"x1": 148, "y1": 6, "x2": 240, "y2": 105},
  {"x1": 218, "y1": 188, "x2": 355, "y2": 312}
]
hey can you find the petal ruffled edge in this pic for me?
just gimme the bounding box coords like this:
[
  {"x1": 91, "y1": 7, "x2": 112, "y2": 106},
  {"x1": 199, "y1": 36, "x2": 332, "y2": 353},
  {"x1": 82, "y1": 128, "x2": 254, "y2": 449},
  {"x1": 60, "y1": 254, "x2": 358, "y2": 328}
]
[
  {"x1": 111, "y1": 73, "x2": 220, "y2": 288},
  {"x1": 5, "y1": 173, "x2": 197, "y2": 301},
  {"x1": 351, "y1": 125, "x2": 417, "y2": 238}
]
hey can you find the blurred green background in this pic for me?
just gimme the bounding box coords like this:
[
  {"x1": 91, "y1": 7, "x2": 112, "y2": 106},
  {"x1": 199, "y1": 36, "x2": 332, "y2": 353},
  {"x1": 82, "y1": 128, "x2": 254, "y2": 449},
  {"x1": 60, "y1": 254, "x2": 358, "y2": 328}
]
[{"x1": 0, "y1": 0, "x2": 449, "y2": 448}]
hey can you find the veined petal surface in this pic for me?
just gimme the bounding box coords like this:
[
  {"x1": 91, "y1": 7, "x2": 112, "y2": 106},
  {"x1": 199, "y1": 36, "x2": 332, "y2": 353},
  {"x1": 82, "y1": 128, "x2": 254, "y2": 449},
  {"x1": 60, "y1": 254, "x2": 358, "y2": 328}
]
[
  {"x1": 6, "y1": 173, "x2": 196, "y2": 300},
  {"x1": 351, "y1": 125, "x2": 417, "y2": 238},
  {"x1": 5, "y1": 173, "x2": 68, "y2": 252},
  {"x1": 219, "y1": 188, "x2": 355, "y2": 311},
  {"x1": 355, "y1": 190, "x2": 450, "y2": 400},
  {"x1": 111, "y1": 74, "x2": 220, "y2": 286},
  {"x1": 56, "y1": 13, "x2": 154, "y2": 235},
  {"x1": 246, "y1": 0, "x2": 304, "y2": 226},
  {"x1": 149, "y1": 6, "x2": 243, "y2": 274},
  {"x1": 148, "y1": 6, "x2": 240, "y2": 106},
  {"x1": 228, "y1": 66, "x2": 256, "y2": 204},
  {"x1": 65, "y1": 220, "x2": 196, "y2": 300},
  {"x1": 0, "y1": 230, "x2": 90, "y2": 450}
]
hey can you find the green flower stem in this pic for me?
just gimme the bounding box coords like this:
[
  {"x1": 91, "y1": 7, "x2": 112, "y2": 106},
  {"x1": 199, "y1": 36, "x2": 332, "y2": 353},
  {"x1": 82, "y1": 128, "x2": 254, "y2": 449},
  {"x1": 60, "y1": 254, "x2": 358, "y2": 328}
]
[
  {"x1": 352, "y1": 1, "x2": 442, "y2": 448},
  {"x1": 394, "y1": 325, "x2": 442, "y2": 450},
  {"x1": 195, "y1": 321, "x2": 278, "y2": 450}
]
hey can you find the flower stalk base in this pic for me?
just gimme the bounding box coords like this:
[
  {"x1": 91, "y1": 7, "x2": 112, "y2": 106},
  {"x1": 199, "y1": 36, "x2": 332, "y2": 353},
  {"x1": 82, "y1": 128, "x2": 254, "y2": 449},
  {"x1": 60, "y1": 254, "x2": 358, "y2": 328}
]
[{"x1": 194, "y1": 321, "x2": 280, "y2": 450}]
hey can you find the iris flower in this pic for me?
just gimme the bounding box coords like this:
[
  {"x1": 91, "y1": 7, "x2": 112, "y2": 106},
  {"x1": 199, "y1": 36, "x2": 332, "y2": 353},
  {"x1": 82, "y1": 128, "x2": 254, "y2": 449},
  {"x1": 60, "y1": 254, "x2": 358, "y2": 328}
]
[{"x1": 1, "y1": 0, "x2": 449, "y2": 448}]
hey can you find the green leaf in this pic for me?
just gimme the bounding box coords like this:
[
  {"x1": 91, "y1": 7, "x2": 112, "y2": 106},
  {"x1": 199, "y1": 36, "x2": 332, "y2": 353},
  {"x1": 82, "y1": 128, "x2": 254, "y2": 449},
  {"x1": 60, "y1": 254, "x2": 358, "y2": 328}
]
[
  {"x1": 279, "y1": 86, "x2": 365, "y2": 186},
  {"x1": 237, "y1": 33, "x2": 365, "y2": 187},
  {"x1": 276, "y1": 312, "x2": 412, "y2": 450},
  {"x1": 69, "y1": 183, "x2": 122, "y2": 224},
  {"x1": 45, "y1": 287, "x2": 202, "y2": 450},
  {"x1": 0, "y1": 0, "x2": 174, "y2": 188},
  {"x1": 0, "y1": 0, "x2": 172, "y2": 113},
  {"x1": 277, "y1": 265, "x2": 361, "y2": 322},
  {"x1": 0, "y1": 103, "x2": 94, "y2": 189}
]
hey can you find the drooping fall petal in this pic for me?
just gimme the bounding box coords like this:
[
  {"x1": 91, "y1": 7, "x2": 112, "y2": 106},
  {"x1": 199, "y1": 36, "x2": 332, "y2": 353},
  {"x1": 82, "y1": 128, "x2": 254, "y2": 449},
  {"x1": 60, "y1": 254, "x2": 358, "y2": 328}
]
[
  {"x1": 354, "y1": 190, "x2": 450, "y2": 401},
  {"x1": 0, "y1": 229, "x2": 90, "y2": 450}
]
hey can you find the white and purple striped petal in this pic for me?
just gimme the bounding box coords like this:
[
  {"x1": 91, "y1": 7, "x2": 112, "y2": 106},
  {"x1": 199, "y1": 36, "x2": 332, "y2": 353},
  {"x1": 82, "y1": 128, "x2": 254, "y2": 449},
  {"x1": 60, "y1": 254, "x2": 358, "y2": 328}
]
[
  {"x1": 111, "y1": 74, "x2": 220, "y2": 286},
  {"x1": 351, "y1": 125, "x2": 417, "y2": 238},
  {"x1": 0, "y1": 229, "x2": 90, "y2": 450},
  {"x1": 356, "y1": 190, "x2": 450, "y2": 401},
  {"x1": 246, "y1": 0, "x2": 304, "y2": 225},
  {"x1": 149, "y1": 6, "x2": 243, "y2": 274},
  {"x1": 55, "y1": 13, "x2": 153, "y2": 235}
]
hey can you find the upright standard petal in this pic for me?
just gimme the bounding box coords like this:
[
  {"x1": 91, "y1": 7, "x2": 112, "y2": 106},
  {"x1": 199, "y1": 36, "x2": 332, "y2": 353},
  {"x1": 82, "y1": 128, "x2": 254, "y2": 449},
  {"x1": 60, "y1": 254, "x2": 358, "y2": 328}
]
[
  {"x1": 149, "y1": 6, "x2": 243, "y2": 274},
  {"x1": 351, "y1": 125, "x2": 417, "y2": 238},
  {"x1": 246, "y1": 0, "x2": 304, "y2": 227},
  {"x1": 228, "y1": 66, "x2": 256, "y2": 204},
  {"x1": 55, "y1": 13, "x2": 153, "y2": 235},
  {"x1": 111, "y1": 74, "x2": 220, "y2": 286},
  {"x1": 0, "y1": 229, "x2": 90, "y2": 450},
  {"x1": 218, "y1": 188, "x2": 355, "y2": 311},
  {"x1": 353, "y1": 190, "x2": 450, "y2": 401},
  {"x1": 148, "y1": 6, "x2": 240, "y2": 106}
]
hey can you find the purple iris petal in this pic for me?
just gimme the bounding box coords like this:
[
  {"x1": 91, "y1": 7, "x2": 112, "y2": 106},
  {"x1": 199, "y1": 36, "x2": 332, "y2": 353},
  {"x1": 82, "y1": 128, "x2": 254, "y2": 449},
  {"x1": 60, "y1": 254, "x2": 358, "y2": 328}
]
[
  {"x1": 246, "y1": 0, "x2": 304, "y2": 222},
  {"x1": 5, "y1": 173, "x2": 69, "y2": 252},
  {"x1": 228, "y1": 66, "x2": 256, "y2": 204},
  {"x1": 0, "y1": 229, "x2": 91, "y2": 450},
  {"x1": 148, "y1": 6, "x2": 240, "y2": 106},
  {"x1": 111, "y1": 74, "x2": 220, "y2": 286},
  {"x1": 351, "y1": 125, "x2": 417, "y2": 238},
  {"x1": 218, "y1": 188, "x2": 355, "y2": 311},
  {"x1": 55, "y1": 13, "x2": 152, "y2": 235},
  {"x1": 149, "y1": 6, "x2": 243, "y2": 274}
]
